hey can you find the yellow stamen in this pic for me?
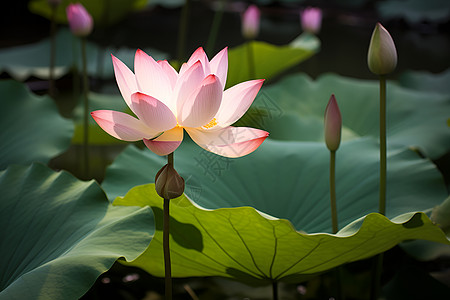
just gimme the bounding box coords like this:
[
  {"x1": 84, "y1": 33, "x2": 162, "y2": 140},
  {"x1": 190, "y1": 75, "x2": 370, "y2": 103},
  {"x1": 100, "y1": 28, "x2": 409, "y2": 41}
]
[{"x1": 203, "y1": 118, "x2": 218, "y2": 129}]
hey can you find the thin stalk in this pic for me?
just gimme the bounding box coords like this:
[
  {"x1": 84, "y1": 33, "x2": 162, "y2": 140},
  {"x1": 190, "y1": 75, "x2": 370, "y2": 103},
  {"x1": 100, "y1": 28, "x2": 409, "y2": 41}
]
[
  {"x1": 371, "y1": 75, "x2": 387, "y2": 300},
  {"x1": 272, "y1": 281, "x2": 278, "y2": 300},
  {"x1": 164, "y1": 152, "x2": 174, "y2": 300},
  {"x1": 81, "y1": 38, "x2": 89, "y2": 178},
  {"x1": 330, "y1": 150, "x2": 344, "y2": 300},
  {"x1": 206, "y1": 0, "x2": 225, "y2": 54},
  {"x1": 177, "y1": 0, "x2": 191, "y2": 63},
  {"x1": 49, "y1": 4, "x2": 57, "y2": 97},
  {"x1": 379, "y1": 75, "x2": 387, "y2": 216},
  {"x1": 246, "y1": 40, "x2": 255, "y2": 79},
  {"x1": 330, "y1": 150, "x2": 338, "y2": 234}
]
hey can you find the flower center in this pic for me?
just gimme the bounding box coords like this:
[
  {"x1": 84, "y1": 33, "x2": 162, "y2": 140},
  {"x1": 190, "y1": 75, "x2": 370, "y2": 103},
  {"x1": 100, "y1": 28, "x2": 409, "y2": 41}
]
[{"x1": 203, "y1": 118, "x2": 218, "y2": 129}]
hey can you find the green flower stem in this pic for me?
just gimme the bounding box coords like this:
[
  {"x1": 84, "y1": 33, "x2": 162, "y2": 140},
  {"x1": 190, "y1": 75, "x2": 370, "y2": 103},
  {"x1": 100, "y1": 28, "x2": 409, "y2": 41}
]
[
  {"x1": 246, "y1": 40, "x2": 255, "y2": 79},
  {"x1": 177, "y1": 0, "x2": 191, "y2": 63},
  {"x1": 81, "y1": 37, "x2": 89, "y2": 178},
  {"x1": 49, "y1": 4, "x2": 57, "y2": 98},
  {"x1": 164, "y1": 152, "x2": 174, "y2": 300},
  {"x1": 330, "y1": 150, "x2": 338, "y2": 234},
  {"x1": 206, "y1": 0, "x2": 224, "y2": 55},
  {"x1": 371, "y1": 75, "x2": 387, "y2": 300},
  {"x1": 379, "y1": 75, "x2": 387, "y2": 216},
  {"x1": 272, "y1": 281, "x2": 278, "y2": 300}
]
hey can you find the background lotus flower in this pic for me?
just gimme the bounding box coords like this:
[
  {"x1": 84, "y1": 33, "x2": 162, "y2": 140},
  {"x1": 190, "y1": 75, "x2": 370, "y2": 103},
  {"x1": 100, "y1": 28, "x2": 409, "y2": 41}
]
[
  {"x1": 242, "y1": 5, "x2": 260, "y2": 40},
  {"x1": 92, "y1": 47, "x2": 269, "y2": 158},
  {"x1": 300, "y1": 7, "x2": 322, "y2": 34},
  {"x1": 66, "y1": 3, "x2": 93, "y2": 37}
]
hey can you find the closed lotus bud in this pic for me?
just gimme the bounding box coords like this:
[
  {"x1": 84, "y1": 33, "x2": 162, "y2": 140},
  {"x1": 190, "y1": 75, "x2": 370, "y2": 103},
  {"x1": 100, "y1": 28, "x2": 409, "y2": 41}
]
[
  {"x1": 155, "y1": 164, "x2": 185, "y2": 199},
  {"x1": 300, "y1": 7, "x2": 322, "y2": 34},
  {"x1": 66, "y1": 3, "x2": 93, "y2": 37},
  {"x1": 324, "y1": 94, "x2": 342, "y2": 152},
  {"x1": 242, "y1": 5, "x2": 260, "y2": 40},
  {"x1": 367, "y1": 23, "x2": 397, "y2": 75}
]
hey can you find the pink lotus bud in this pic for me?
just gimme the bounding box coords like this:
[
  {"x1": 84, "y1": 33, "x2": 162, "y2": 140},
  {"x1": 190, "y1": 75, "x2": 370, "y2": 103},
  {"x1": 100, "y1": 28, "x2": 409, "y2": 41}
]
[
  {"x1": 324, "y1": 94, "x2": 342, "y2": 152},
  {"x1": 66, "y1": 3, "x2": 93, "y2": 37},
  {"x1": 242, "y1": 5, "x2": 260, "y2": 39},
  {"x1": 301, "y1": 7, "x2": 322, "y2": 34},
  {"x1": 155, "y1": 164, "x2": 185, "y2": 200},
  {"x1": 367, "y1": 23, "x2": 397, "y2": 75}
]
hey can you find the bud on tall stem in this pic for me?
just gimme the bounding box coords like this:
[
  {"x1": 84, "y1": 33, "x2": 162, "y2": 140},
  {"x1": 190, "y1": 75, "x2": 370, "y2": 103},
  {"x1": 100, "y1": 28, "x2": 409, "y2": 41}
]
[
  {"x1": 367, "y1": 23, "x2": 397, "y2": 75},
  {"x1": 324, "y1": 94, "x2": 342, "y2": 152}
]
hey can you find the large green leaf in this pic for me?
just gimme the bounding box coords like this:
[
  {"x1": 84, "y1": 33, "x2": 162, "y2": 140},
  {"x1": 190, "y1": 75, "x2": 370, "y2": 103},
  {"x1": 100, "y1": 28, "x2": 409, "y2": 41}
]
[
  {"x1": 0, "y1": 80, "x2": 73, "y2": 170},
  {"x1": 0, "y1": 163, "x2": 153, "y2": 299},
  {"x1": 226, "y1": 33, "x2": 320, "y2": 88},
  {"x1": 28, "y1": 0, "x2": 147, "y2": 27},
  {"x1": 251, "y1": 72, "x2": 450, "y2": 159},
  {"x1": 114, "y1": 185, "x2": 449, "y2": 284},
  {"x1": 398, "y1": 68, "x2": 450, "y2": 95},
  {"x1": 0, "y1": 29, "x2": 167, "y2": 81},
  {"x1": 103, "y1": 137, "x2": 447, "y2": 233},
  {"x1": 376, "y1": 0, "x2": 450, "y2": 23}
]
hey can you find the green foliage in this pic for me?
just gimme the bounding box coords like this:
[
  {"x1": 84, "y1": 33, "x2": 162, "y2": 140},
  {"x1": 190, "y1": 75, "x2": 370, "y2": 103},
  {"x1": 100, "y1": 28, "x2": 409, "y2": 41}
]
[
  {"x1": 0, "y1": 163, "x2": 153, "y2": 299},
  {"x1": 28, "y1": 0, "x2": 147, "y2": 27},
  {"x1": 0, "y1": 29, "x2": 167, "y2": 81},
  {"x1": 376, "y1": 0, "x2": 450, "y2": 23},
  {"x1": 103, "y1": 138, "x2": 447, "y2": 233},
  {"x1": 114, "y1": 183, "x2": 448, "y2": 284},
  {"x1": 0, "y1": 80, "x2": 73, "y2": 170},
  {"x1": 249, "y1": 72, "x2": 450, "y2": 159},
  {"x1": 399, "y1": 68, "x2": 450, "y2": 95},
  {"x1": 226, "y1": 33, "x2": 320, "y2": 88}
]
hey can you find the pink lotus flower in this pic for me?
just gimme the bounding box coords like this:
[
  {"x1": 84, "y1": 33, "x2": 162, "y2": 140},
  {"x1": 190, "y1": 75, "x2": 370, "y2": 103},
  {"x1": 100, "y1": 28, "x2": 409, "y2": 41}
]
[
  {"x1": 300, "y1": 7, "x2": 322, "y2": 34},
  {"x1": 66, "y1": 3, "x2": 93, "y2": 37},
  {"x1": 91, "y1": 47, "x2": 269, "y2": 158},
  {"x1": 242, "y1": 5, "x2": 260, "y2": 39}
]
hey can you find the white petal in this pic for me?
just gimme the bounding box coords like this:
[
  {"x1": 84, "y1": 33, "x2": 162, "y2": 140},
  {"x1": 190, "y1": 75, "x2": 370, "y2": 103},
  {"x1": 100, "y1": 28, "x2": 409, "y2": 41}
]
[
  {"x1": 143, "y1": 127, "x2": 184, "y2": 156},
  {"x1": 214, "y1": 79, "x2": 264, "y2": 128},
  {"x1": 91, "y1": 110, "x2": 157, "y2": 141},
  {"x1": 130, "y1": 92, "x2": 177, "y2": 132},
  {"x1": 158, "y1": 60, "x2": 178, "y2": 90},
  {"x1": 179, "y1": 75, "x2": 222, "y2": 128},
  {"x1": 186, "y1": 47, "x2": 211, "y2": 75},
  {"x1": 173, "y1": 61, "x2": 205, "y2": 115},
  {"x1": 134, "y1": 49, "x2": 172, "y2": 106},
  {"x1": 186, "y1": 126, "x2": 268, "y2": 158},
  {"x1": 111, "y1": 54, "x2": 138, "y2": 111},
  {"x1": 209, "y1": 47, "x2": 228, "y2": 87}
]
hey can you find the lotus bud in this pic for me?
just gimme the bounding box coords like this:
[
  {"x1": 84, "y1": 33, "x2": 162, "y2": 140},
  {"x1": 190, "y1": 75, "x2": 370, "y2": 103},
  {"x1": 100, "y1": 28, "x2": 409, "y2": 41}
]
[
  {"x1": 66, "y1": 3, "x2": 93, "y2": 37},
  {"x1": 155, "y1": 164, "x2": 185, "y2": 199},
  {"x1": 300, "y1": 7, "x2": 322, "y2": 34},
  {"x1": 242, "y1": 5, "x2": 260, "y2": 40},
  {"x1": 324, "y1": 94, "x2": 342, "y2": 152},
  {"x1": 367, "y1": 23, "x2": 397, "y2": 75}
]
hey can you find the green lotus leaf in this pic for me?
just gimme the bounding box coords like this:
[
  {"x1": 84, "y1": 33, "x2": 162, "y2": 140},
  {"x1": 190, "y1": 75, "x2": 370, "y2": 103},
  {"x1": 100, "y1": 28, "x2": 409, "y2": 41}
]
[
  {"x1": 114, "y1": 184, "x2": 448, "y2": 284},
  {"x1": 103, "y1": 137, "x2": 447, "y2": 233},
  {"x1": 0, "y1": 80, "x2": 73, "y2": 170},
  {"x1": 398, "y1": 69, "x2": 450, "y2": 95},
  {"x1": 28, "y1": 0, "x2": 147, "y2": 27},
  {"x1": 0, "y1": 29, "x2": 167, "y2": 81},
  {"x1": 0, "y1": 163, "x2": 153, "y2": 299},
  {"x1": 250, "y1": 72, "x2": 450, "y2": 159},
  {"x1": 376, "y1": 0, "x2": 450, "y2": 23},
  {"x1": 226, "y1": 33, "x2": 320, "y2": 88}
]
